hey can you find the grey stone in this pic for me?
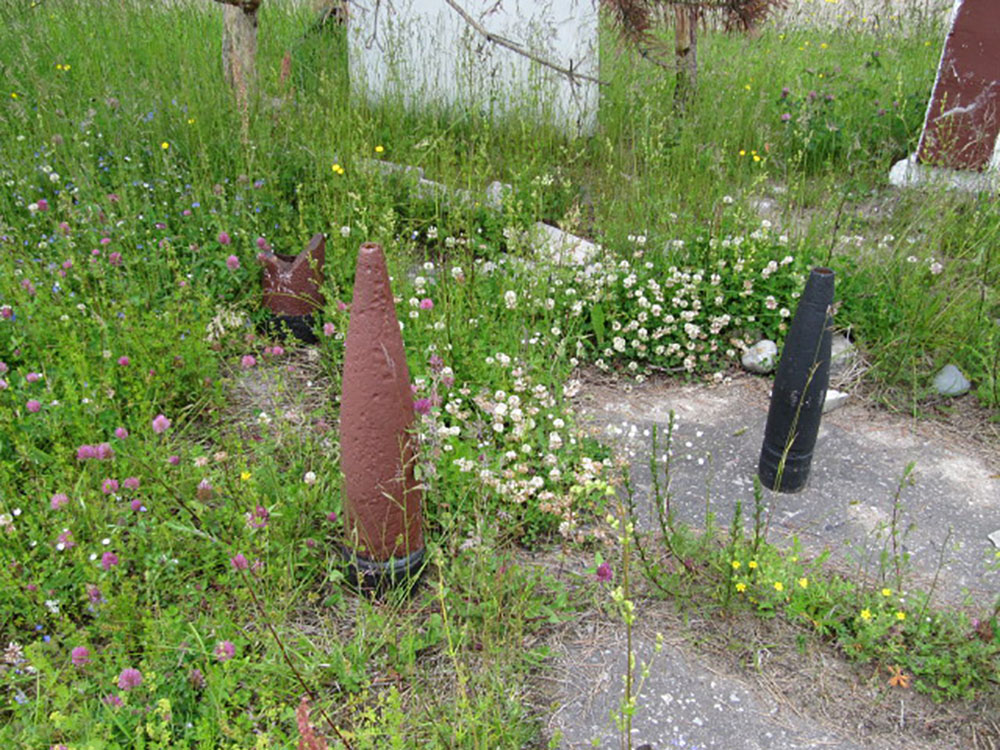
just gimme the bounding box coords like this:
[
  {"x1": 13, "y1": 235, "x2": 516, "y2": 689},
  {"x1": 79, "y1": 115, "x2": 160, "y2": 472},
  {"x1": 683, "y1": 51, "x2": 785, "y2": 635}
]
[
  {"x1": 829, "y1": 334, "x2": 856, "y2": 376},
  {"x1": 532, "y1": 223, "x2": 598, "y2": 266},
  {"x1": 485, "y1": 181, "x2": 513, "y2": 210},
  {"x1": 741, "y1": 340, "x2": 778, "y2": 374},
  {"x1": 933, "y1": 364, "x2": 971, "y2": 397},
  {"x1": 988, "y1": 529, "x2": 1000, "y2": 548},
  {"x1": 822, "y1": 388, "x2": 848, "y2": 413}
]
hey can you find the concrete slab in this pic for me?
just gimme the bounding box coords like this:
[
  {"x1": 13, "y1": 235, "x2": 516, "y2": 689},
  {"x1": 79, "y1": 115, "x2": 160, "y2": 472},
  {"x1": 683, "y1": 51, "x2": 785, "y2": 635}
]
[
  {"x1": 545, "y1": 374, "x2": 998, "y2": 749},
  {"x1": 548, "y1": 618, "x2": 867, "y2": 750},
  {"x1": 575, "y1": 375, "x2": 999, "y2": 606}
]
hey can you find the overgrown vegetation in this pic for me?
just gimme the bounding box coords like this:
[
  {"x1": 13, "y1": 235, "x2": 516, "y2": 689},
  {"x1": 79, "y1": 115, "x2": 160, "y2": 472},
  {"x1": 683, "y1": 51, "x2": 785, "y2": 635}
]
[{"x1": 0, "y1": 0, "x2": 996, "y2": 747}]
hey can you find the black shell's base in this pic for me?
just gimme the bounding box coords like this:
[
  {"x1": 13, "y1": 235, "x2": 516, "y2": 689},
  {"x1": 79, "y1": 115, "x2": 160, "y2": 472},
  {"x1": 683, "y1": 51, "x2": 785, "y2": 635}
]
[
  {"x1": 340, "y1": 546, "x2": 425, "y2": 598},
  {"x1": 758, "y1": 444, "x2": 811, "y2": 493},
  {"x1": 263, "y1": 313, "x2": 319, "y2": 345}
]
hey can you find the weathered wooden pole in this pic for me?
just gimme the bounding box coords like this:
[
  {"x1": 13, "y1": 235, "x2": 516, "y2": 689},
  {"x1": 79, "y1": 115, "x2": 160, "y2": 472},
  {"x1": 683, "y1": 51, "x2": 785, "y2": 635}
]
[
  {"x1": 221, "y1": 0, "x2": 259, "y2": 93},
  {"x1": 758, "y1": 267, "x2": 835, "y2": 493},
  {"x1": 339, "y1": 243, "x2": 424, "y2": 592},
  {"x1": 673, "y1": 4, "x2": 698, "y2": 113}
]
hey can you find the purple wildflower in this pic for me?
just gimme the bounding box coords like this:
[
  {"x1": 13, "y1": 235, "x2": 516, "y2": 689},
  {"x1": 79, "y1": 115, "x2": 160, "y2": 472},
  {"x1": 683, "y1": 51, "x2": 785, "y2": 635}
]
[
  {"x1": 596, "y1": 562, "x2": 613, "y2": 583},
  {"x1": 71, "y1": 646, "x2": 91, "y2": 667},
  {"x1": 214, "y1": 640, "x2": 236, "y2": 662},
  {"x1": 117, "y1": 668, "x2": 143, "y2": 690}
]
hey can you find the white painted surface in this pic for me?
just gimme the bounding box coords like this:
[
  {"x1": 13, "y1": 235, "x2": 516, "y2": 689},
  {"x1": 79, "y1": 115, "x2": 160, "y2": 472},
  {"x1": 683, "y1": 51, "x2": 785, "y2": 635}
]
[{"x1": 348, "y1": 0, "x2": 599, "y2": 134}]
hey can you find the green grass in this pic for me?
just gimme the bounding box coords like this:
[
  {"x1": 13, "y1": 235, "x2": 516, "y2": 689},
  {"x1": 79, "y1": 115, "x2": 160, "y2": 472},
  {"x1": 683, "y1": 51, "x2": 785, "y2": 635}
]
[{"x1": 0, "y1": 1, "x2": 997, "y2": 747}]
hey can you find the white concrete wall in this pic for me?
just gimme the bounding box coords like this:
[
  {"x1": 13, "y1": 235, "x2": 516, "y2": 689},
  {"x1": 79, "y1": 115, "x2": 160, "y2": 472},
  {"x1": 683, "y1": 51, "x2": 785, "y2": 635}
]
[{"x1": 348, "y1": 0, "x2": 599, "y2": 135}]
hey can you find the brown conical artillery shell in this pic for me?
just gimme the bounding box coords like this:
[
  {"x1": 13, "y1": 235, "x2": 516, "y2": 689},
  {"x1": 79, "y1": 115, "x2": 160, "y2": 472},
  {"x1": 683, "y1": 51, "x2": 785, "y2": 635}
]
[
  {"x1": 340, "y1": 242, "x2": 423, "y2": 562},
  {"x1": 260, "y1": 233, "x2": 325, "y2": 316},
  {"x1": 917, "y1": 0, "x2": 1000, "y2": 171}
]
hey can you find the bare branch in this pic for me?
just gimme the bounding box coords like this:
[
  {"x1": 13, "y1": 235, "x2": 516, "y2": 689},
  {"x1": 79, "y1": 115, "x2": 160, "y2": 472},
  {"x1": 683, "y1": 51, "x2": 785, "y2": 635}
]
[
  {"x1": 441, "y1": 0, "x2": 608, "y2": 87},
  {"x1": 209, "y1": 0, "x2": 261, "y2": 11}
]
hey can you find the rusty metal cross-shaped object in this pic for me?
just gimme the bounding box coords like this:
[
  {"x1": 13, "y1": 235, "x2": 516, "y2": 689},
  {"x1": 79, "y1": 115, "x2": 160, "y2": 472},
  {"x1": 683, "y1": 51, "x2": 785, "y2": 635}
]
[{"x1": 259, "y1": 233, "x2": 325, "y2": 343}]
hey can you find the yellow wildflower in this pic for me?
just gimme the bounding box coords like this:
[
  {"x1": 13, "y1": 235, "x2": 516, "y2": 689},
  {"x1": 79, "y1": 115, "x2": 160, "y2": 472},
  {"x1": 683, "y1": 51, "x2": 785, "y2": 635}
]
[
  {"x1": 773, "y1": 581, "x2": 784, "y2": 592},
  {"x1": 748, "y1": 560, "x2": 758, "y2": 570},
  {"x1": 797, "y1": 577, "x2": 808, "y2": 589},
  {"x1": 731, "y1": 560, "x2": 741, "y2": 570},
  {"x1": 896, "y1": 611, "x2": 906, "y2": 621},
  {"x1": 240, "y1": 471, "x2": 252, "y2": 481},
  {"x1": 881, "y1": 588, "x2": 891, "y2": 597},
  {"x1": 860, "y1": 609, "x2": 872, "y2": 621},
  {"x1": 735, "y1": 582, "x2": 747, "y2": 592}
]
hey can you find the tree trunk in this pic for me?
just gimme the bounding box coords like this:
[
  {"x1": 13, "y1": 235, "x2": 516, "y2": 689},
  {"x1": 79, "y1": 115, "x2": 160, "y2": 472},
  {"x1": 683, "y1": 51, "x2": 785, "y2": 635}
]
[
  {"x1": 221, "y1": 2, "x2": 259, "y2": 95},
  {"x1": 673, "y1": 4, "x2": 697, "y2": 114}
]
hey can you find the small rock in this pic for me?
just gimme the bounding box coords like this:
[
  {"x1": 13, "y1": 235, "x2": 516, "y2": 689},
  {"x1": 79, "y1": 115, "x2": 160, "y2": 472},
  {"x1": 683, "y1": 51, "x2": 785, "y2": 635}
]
[
  {"x1": 484, "y1": 181, "x2": 512, "y2": 210},
  {"x1": 742, "y1": 340, "x2": 778, "y2": 374},
  {"x1": 532, "y1": 223, "x2": 598, "y2": 266},
  {"x1": 829, "y1": 334, "x2": 856, "y2": 376},
  {"x1": 988, "y1": 529, "x2": 1000, "y2": 548},
  {"x1": 933, "y1": 364, "x2": 971, "y2": 397},
  {"x1": 822, "y1": 388, "x2": 848, "y2": 413}
]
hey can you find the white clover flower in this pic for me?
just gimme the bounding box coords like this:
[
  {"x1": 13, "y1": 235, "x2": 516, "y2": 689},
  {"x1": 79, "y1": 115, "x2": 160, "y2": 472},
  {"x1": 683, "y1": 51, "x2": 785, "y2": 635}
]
[
  {"x1": 303, "y1": 471, "x2": 317, "y2": 485},
  {"x1": 504, "y1": 290, "x2": 517, "y2": 309}
]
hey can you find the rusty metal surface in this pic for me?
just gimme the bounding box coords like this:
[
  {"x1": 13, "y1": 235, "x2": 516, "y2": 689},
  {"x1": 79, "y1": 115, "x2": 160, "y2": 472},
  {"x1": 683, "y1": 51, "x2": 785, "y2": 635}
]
[
  {"x1": 918, "y1": 0, "x2": 1000, "y2": 170},
  {"x1": 339, "y1": 243, "x2": 424, "y2": 562},
  {"x1": 260, "y1": 233, "x2": 325, "y2": 316}
]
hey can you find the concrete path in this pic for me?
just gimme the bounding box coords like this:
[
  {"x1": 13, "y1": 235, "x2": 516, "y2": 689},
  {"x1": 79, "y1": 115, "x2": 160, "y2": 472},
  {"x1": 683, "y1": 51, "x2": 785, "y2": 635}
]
[{"x1": 545, "y1": 374, "x2": 999, "y2": 749}]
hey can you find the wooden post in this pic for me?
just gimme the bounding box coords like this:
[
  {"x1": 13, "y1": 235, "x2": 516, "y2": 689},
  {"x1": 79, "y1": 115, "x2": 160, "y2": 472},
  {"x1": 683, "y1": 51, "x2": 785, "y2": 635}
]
[
  {"x1": 221, "y1": 0, "x2": 260, "y2": 120},
  {"x1": 673, "y1": 4, "x2": 698, "y2": 113}
]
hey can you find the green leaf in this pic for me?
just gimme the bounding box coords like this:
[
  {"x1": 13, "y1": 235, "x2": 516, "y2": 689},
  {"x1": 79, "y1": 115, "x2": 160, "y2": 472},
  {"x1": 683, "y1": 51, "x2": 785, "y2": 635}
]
[{"x1": 591, "y1": 302, "x2": 605, "y2": 348}]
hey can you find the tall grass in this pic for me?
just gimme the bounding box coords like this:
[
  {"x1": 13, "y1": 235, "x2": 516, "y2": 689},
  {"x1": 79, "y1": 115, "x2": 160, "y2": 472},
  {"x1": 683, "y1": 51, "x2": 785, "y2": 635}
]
[{"x1": 0, "y1": 1, "x2": 996, "y2": 747}]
